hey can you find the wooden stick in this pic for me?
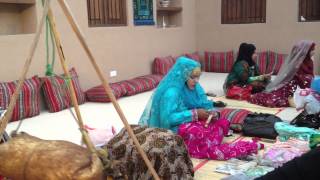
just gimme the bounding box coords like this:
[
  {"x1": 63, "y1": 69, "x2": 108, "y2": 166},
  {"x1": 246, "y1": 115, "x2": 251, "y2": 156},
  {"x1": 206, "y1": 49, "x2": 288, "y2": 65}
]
[
  {"x1": 56, "y1": 0, "x2": 160, "y2": 179},
  {"x1": 0, "y1": 0, "x2": 51, "y2": 136},
  {"x1": 46, "y1": 8, "x2": 97, "y2": 155},
  {"x1": 205, "y1": 114, "x2": 213, "y2": 128}
]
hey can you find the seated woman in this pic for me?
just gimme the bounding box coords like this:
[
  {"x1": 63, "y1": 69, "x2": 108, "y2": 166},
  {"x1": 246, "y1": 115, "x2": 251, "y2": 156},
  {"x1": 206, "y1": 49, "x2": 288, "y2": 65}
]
[
  {"x1": 139, "y1": 57, "x2": 262, "y2": 160},
  {"x1": 249, "y1": 40, "x2": 315, "y2": 107},
  {"x1": 224, "y1": 43, "x2": 271, "y2": 98}
]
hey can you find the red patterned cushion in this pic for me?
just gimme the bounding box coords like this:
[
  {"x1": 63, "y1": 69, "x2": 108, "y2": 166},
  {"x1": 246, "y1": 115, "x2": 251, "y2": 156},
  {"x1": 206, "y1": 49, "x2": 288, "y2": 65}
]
[
  {"x1": 204, "y1": 51, "x2": 235, "y2": 73},
  {"x1": 0, "y1": 76, "x2": 41, "y2": 121},
  {"x1": 41, "y1": 68, "x2": 86, "y2": 112},
  {"x1": 137, "y1": 74, "x2": 164, "y2": 87},
  {"x1": 152, "y1": 56, "x2": 175, "y2": 75},
  {"x1": 121, "y1": 76, "x2": 157, "y2": 96},
  {"x1": 220, "y1": 108, "x2": 251, "y2": 131},
  {"x1": 267, "y1": 51, "x2": 287, "y2": 75},
  {"x1": 185, "y1": 52, "x2": 201, "y2": 62},
  {"x1": 254, "y1": 52, "x2": 268, "y2": 74},
  {"x1": 86, "y1": 82, "x2": 127, "y2": 102}
]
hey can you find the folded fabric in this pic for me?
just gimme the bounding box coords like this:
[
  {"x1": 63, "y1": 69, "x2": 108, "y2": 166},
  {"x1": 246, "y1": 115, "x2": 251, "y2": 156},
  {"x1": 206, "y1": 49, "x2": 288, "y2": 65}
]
[
  {"x1": 244, "y1": 166, "x2": 274, "y2": 178},
  {"x1": 215, "y1": 158, "x2": 258, "y2": 175},
  {"x1": 275, "y1": 122, "x2": 320, "y2": 141},
  {"x1": 218, "y1": 159, "x2": 274, "y2": 180},
  {"x1": 263, "y1": 138, "x2": 309, "y2": 168}
]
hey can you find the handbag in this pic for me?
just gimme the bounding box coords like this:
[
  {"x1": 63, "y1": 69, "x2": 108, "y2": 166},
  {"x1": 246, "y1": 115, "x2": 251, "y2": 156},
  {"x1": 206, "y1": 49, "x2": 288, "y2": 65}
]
[
  {"x1": 242, "y1": 113, "x2": 282, "y2": 139},
  {"x1": 226, "y1": 85, "x2": 252, "y2": 100},
  {"x1": 290, "y1": 111, "x2": 320, "y2": 129}
]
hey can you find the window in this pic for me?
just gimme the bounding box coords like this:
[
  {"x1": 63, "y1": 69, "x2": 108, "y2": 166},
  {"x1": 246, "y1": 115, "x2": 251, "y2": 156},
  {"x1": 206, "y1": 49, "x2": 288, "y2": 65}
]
[
  {"x1": 221, "y1": 0, "x2": 266, "y2": 24},
  {"x1": 299, "y1": 0, "x2": 320, "y2": 22},
  {"x1": 87, "y1": 0, "x2": 127, "y2": 27}
]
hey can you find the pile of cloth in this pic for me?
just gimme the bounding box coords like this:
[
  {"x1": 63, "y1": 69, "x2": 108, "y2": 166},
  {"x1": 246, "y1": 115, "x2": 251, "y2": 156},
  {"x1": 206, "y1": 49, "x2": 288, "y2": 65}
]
[{"x1": 217, "y1": 122, "x2": 320, "y2": 179}]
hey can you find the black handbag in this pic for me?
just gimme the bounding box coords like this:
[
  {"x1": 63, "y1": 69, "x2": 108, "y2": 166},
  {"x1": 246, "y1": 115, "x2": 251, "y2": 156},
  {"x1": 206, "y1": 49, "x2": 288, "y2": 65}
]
[
  {"x1": 290, "y1": 111, "x2": 320, "y2": 129},
  {"x1": 242, "y1": 113, "x2": 282, "y2": 139}
]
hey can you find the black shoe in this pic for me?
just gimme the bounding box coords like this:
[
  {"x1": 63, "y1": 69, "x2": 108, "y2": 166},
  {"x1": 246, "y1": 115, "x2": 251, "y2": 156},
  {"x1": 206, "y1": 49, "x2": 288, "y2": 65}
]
[{"x1": 213, "y1": 101, "x2": 227, "y2": 108}]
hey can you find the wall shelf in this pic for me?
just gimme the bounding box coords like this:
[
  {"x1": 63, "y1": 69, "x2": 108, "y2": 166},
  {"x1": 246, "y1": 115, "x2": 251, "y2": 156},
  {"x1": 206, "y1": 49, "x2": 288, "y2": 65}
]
[
  {"x1": 0, "y1": 0, "x2": 37, "y2": 35},
  {"x1": 157, "y1": 6, "x2": 182, "y2": 13},
  {"x1": 156, "y1": 0, "x2": 183, "y2": 28},
  {"x1": 0, "y1": 0, "x2": 35, "y2": 4}
]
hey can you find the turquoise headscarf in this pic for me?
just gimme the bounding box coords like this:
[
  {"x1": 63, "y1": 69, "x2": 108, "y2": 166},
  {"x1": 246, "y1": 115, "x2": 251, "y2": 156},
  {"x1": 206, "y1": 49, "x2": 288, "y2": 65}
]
[{"x1": 139, "y1": 57, "x2": 213, "y2": 131}]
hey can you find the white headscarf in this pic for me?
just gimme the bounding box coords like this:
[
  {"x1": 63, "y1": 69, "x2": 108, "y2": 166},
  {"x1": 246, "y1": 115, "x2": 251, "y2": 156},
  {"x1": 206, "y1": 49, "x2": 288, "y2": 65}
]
[{"x1": 265, "y1": 40, "x2": 315, "y2": 92}]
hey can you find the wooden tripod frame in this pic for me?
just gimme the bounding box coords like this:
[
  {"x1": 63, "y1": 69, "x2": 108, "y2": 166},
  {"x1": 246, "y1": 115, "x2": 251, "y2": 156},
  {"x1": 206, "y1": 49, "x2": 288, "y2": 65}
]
[{"x1": 0, "y1": 0, "x2": 160, "y2": 179}]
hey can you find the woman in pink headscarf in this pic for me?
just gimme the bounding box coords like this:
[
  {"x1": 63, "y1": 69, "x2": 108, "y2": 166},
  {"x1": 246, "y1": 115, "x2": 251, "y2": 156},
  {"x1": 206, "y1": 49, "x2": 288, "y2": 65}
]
[{"x1": 249, "y1": 40, "x2": 315, "y2": 107}]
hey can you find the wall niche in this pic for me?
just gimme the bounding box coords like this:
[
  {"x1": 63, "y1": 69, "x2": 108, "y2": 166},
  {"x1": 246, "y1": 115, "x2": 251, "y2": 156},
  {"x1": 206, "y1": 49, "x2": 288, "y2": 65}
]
[{"x1": 0, "y1": 0, "x2": 37, "y2": 35}]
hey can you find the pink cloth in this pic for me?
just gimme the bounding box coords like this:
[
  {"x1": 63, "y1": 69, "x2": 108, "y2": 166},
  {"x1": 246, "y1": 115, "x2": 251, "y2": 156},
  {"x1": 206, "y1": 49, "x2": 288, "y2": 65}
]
[
  {"x1": 178, "y1": 118, "x2": 259, "y2": 160},
  {"x1": 263, "y1": 138, "x2": 309, "y2": 168},
  {"x1": 84, "y1": 125, "x2": 116, "y2": 147}
]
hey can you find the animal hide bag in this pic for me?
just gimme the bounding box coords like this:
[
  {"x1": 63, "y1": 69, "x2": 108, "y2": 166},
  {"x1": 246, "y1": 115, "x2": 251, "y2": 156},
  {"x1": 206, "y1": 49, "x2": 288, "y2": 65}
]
[{"x1": 0, "y1": 133, "x2": 104, "y2": 180}]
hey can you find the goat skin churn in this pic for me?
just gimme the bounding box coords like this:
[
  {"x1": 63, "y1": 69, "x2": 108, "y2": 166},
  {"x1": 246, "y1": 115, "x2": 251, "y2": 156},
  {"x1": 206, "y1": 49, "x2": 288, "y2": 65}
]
[{"x1": 0, "y1": 133, "x2": 104, "y2": 180}]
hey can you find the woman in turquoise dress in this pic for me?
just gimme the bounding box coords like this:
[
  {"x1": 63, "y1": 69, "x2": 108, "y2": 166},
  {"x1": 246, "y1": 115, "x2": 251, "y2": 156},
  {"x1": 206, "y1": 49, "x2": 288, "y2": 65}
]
[
  {"x1": 224, "y1": 43, "x2": 271, "y2": 96},
  {"x1": 139, "y1": 57, "x2": 262, "y2": 160},
  {"x1": 139, "y1": 56, "x2": 213, "y2": 132}
]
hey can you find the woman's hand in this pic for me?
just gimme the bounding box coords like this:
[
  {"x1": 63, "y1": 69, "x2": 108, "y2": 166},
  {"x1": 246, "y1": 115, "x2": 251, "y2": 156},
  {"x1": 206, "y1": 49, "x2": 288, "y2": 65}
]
[
  {"x1": 197, "y1": 109, "x2": 210, "y2": 120},
  {"x1": 263, "y1": 73, "x2": 272, "y2": 81}
]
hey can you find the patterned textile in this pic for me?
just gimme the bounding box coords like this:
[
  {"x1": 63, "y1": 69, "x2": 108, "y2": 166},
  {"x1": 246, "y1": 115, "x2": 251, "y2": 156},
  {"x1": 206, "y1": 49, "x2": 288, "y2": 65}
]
[
  {"x1": 220, "y1": 108, "x2": 251, "y2": 131},
  {"x1": 254, "y1": 52, "x2": 268, "y2": 74},
  {"x1": 249, "y1": 41, "x2": 315, "y2": 107},
  {"x1": 0, "y1": 76, "x2": 41, "y2": 121},
  {"x1": 103, "y1": 125, "x2": 194, "y2": 180},
  {"x1": 275, "y1": 122, "x2": 320, "y2": 142},
  {"x1": 263, "y1": 138, "x2": 310, "y2": 168},
  {"x1": 41, "y1": 68, "x2": 86, "y2": 112},
  {"x1": 265, "y1": 41, "x2": 315, "y2": 92},
  {"x1": 152, "y1": 56, "x2": 176, "y2": 75},
  {"x1": 137, "y1": 74, "x2": 164, "y2": 87},
  {"x1": 86, "y1": 82, "x2": 127, "y2": 102},
  {"x1": 185, "y1": 52, "x2": 201, "y2": 62},
  {"x1": 178, "y1": 118, "x2": 260, "y2": 160},
  {"x1": 249, "y1": 73, "x2": 313, "y2": 107},
  {"x1": 133, "y1": 0, "x2": 155, "y2": 25},
  {"x1": 120, "y1": 77, "x2": 156, "y2": 96},
  {"x1": 267, "y1": 51, "x2": 287, "y2": 75},
  {"x1": 204, "y1": 51, "x2": 235, "y2": 73}
]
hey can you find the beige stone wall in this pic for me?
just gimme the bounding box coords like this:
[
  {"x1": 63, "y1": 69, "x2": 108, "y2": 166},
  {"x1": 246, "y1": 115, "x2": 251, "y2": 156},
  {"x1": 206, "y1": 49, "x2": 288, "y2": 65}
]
[
  {"x1": 0, "y1": 0, "x2": 196, "y2": 89},
  {"x1": 1, "y1": 0, "x2": 319, "y2": 91},
  {"x1": 196, "y1": 0, "x2": 320, "y2": 74}
]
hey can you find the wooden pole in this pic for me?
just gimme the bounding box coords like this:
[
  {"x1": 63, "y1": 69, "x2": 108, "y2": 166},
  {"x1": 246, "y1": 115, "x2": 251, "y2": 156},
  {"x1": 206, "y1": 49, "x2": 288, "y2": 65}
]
[
  {"x1": 46, "y1": 8, "x2": 97, "y2": 155},
  {"x1": 56, "y1": 0, "x2": 160, "y2": 179},
  {"x1": 0, "y1": 0, "x2": 51, "y2": 137}
]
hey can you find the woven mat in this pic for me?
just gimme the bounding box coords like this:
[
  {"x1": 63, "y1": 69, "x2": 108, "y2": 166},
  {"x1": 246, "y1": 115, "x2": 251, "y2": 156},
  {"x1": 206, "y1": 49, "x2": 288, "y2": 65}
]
[
  {"x1": 212, "y1": 96, "x2": 283, "y2": 114},
  {"x1": 191, "y1": 135, "x2": 276, "y2": 180}
]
